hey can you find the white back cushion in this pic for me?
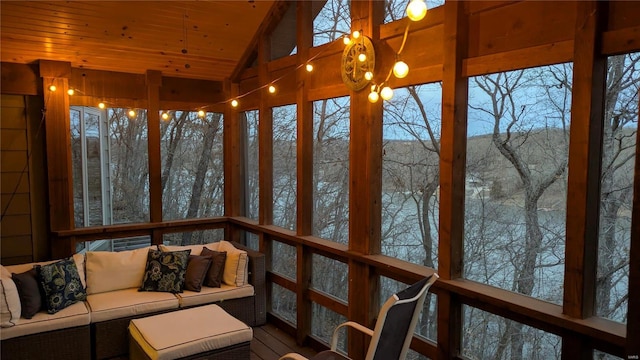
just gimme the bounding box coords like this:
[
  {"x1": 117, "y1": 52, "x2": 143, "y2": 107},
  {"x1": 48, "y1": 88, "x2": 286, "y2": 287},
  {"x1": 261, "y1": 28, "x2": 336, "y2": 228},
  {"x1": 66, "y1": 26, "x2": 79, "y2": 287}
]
[
  {"x1": 85, "y1": 247, "x2": 152, "y2": 295},
  {"x1": 0, "y1": 266, "x2": 21, "y2": 327},
  {"x1": 217, "y1": 241, "x2": 248, "y2": 287}
]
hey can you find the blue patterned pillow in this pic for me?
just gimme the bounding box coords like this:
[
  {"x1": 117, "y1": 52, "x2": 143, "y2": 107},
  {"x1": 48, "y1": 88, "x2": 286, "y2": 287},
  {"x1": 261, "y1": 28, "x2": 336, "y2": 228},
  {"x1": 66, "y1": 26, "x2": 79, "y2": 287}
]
[
  {"x1": 36, "y1": 258, "x2": 86, "y2": 314},
  {"x1": 139, "y1": 249, "x2": 191, "y2": 293}
]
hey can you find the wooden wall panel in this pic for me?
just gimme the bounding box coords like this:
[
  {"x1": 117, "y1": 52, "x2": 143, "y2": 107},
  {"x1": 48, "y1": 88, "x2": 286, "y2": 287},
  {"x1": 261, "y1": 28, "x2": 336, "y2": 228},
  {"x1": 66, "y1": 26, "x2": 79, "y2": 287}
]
[{"x1": 467, "y1": 1, "x2": 574, "y2": 58}]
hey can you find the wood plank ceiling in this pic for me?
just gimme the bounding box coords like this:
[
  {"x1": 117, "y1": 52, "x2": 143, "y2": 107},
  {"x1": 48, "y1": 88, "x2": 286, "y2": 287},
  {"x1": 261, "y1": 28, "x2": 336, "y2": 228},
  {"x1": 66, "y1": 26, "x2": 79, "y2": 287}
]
[{"x1": 0, "y1": 1, "x2": 278, "y2": 81}]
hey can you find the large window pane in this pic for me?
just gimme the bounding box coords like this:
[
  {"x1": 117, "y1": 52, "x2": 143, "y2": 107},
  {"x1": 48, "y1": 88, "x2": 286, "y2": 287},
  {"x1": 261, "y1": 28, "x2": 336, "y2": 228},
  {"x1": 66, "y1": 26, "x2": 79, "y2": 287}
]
[
  {"x1": 272, "y1": 241, "x2": 296, "y2": 280},
  {"x1": 71, "y1": 106, "x2": 149, "y2": 236},
  {"x1": 464, "y1": 64, "x2": 572, "y2": 306},
  {"x1": 273, "y1": 105, "x2": 297, "y2": 230},
  {"x1": 162, "y1": 230, "x2": 224, "y2": 246},
  {"x1": 313, "y1": 0, "x2": 350, "y2": 47},
  {"x1": 382, "y1": 84, "x2": 441, "y2": 268},
  {"x1": 596, "y1": 52, "x2": 639, "y2": 323},
  {"x1": 311, "y1": 303, "x2": 347, "y2": 349},
  {"x1": 110, "y1": 108, "x2": 149, "y2": 224},
  {"x1": 463, "y1": 305, "x2": 561, "y2": 359},
  {"x1": 272, "y1": 283, "x2": 296, "y2": 325},
  {"x1": 311, "y1": 254, "x2": 348, "y2": 301},
  {"x1": 313, "y1": 96, "x2": 350, "y2": 243},
  {"x1": 161, "y1": 111, "x2": 224, "y2": 223},
  {"x1": 245, "y1": 110, "x2": 260, "y2": 220}
]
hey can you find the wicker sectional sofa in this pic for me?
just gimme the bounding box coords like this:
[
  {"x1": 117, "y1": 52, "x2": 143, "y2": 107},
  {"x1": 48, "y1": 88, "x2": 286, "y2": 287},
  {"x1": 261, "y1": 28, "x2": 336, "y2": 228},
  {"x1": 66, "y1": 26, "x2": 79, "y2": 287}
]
[{"x1": 0, "y1": 241, "x2": 265, "y2": 360}]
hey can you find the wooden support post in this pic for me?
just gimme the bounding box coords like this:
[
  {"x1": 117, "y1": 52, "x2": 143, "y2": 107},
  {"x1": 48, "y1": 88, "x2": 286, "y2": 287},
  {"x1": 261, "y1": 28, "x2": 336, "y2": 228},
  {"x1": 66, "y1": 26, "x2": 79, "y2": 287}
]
[
  {"x1": 258, "y1": 35, "x2": 274, "y2": 226},
  {"x1": 563, "y1": 0, "x2": 606, "y2": 325},
  {"x1": 347, "y1": 1, "x2": 384, "y2": 358},
  {"x1": 39, "y1": 60, "x2": 74, "y2": 258},
  {"x1": 296, "y1": 0, "x2": 313, "y2": 236},
  {"x1": 146, "y1": 70, "x2": 162, "y2": 245},
  {"x1": 438, "y1": 0, "x2": 467, "y2": 358},
  {"x1": 224, "y1": 81, "x2": 243, "y2": 218}
]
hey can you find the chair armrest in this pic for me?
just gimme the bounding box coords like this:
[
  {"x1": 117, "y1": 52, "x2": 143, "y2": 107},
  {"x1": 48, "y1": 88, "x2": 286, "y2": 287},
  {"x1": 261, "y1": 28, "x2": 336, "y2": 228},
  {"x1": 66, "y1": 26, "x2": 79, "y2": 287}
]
[
  {"x1": 331, "y1": 321, "x2": 374, "y2": 351},
  {"x1": 231, "y1": 241, "x2": 266, "y2": 325},
  {"x1": 279, "y1": 353, "x2": 311, "y2": 360}
]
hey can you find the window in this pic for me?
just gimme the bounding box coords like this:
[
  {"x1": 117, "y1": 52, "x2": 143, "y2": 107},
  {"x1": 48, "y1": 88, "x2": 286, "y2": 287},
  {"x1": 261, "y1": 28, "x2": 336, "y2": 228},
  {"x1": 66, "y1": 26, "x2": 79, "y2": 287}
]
[
  {"x1": 464, "y1": 64, "x2": 572, "y2": 305},
  {"x1": 245, "y1": 110, "x2": 260, "y2": 221},
  {"x1": 382, "y1": 84, "x2": 442, "y2": 268},
  {"x1": 162, "y1": 230, "x2": 224, "y2": 246},
  {"x1": 272, "y1": 240, "x2": 296, "y2": 280},
  {"x1": 161, "y1": 111, "x2": 224, "y2": 223},
  {"x1": 313, "y1": 96, "x2": 350, "y2": 243},
  {"x1": 273, "y1": 105, "x2": 297, "y2": 230},
  {"x1": 272, "y1": 282, "x2": 297, "y2": 325},
  {"x1": 311, "y1": 303, "x2": 347, "y2": 348},
  {"x1": 462, "y1": 305, "x2": 561, "y2": 359},
  {"x1": 596, "y1": 52, "x2": 639, "y2": 323},
  {"x1": 71, "y1": 106, "x2": 150, "y2": 252},
  {"x1": 311, "y1": 254, "x2": 348, "y2": 301},
  {"x1": 313, "y1": 0, "x2": 350, "y2": 47}
]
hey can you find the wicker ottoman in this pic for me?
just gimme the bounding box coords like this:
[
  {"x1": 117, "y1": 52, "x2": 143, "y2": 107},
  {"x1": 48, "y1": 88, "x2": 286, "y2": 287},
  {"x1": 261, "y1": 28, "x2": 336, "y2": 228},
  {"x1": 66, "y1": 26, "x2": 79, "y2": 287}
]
[{"x1": 129, "y1": 304, "x2": 252, "y2": 360}]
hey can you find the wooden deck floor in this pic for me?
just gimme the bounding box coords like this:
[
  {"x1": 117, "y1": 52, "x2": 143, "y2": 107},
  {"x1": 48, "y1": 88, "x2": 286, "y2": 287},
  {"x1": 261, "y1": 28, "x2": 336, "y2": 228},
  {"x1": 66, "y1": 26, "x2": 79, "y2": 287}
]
[{"x1": 251, "y1": 323, "x2": 318, "y2": 360}]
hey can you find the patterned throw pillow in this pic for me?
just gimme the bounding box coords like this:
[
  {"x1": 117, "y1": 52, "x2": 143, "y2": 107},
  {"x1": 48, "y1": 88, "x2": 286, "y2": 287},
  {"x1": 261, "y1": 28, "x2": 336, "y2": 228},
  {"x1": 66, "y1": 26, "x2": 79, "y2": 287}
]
[
  {"x1": 139, "y1": 249, "x2": 191, "y2": 293},
  {"x1": 36, "y1": 258, "x2": 87, "y2": 314}
]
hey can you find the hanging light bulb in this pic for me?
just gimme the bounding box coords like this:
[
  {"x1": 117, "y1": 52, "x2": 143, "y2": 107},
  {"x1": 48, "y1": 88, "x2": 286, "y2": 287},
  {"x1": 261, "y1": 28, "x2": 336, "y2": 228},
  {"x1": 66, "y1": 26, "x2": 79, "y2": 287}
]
[
  {"x1": 98, "y1": 102, "x2": 106, "y2": 109},
  {"x1": 268, "y1": 85, "x2": 276, "y2": 94},
  {"x1": 352, "y1": 30, "x2": 361, "y2": 39},
  {"x1": 48, "y1": 85, "x2": 57, "y2": 92},
  {"x1": 231, "y1": 99, "x2": 239, "y2": 108},
  {"x1": 343, "y1": 35, "x2": 351, "y2": 45},
  {"x1": 407, "y1": 0, "x2": 427, "y2": 22},
  {"x1": 306, "y1": 63, "x2": 314, "y2": 72},
  {"x1": 67, "y1": 89, "x2": 75, "y2": 96},
  {"x1": 161, "y1": 112, "x2": 169, "y2": 120},
  {"x1": 368, "y1": 90, "x2": 379, "y2": 103},
  {"x1": 128, "y1": 109, "x2": 136, "y2": 118},
  {"x1": 364, "y1": 71, "x2": 373, "y2": 81},
  {"x1": 358, "y1": 53, "x2": 367, "y2": 62},
  {"x1": 393, "y1": 61, "x2": 409, "y2": 78},
  {"x1": 197, "y1": 110, "x2": 205, "y2": 117},
  {"x1": 380, "y1": 86, "x2": 394, "y2": 100}
]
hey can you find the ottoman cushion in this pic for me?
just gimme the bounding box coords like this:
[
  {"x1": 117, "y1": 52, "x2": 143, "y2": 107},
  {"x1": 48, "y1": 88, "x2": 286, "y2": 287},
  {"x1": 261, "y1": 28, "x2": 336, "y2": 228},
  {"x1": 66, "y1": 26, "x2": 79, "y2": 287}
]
[{"x1": 129, "y1": 304, "x2": 252, "y2": 360}]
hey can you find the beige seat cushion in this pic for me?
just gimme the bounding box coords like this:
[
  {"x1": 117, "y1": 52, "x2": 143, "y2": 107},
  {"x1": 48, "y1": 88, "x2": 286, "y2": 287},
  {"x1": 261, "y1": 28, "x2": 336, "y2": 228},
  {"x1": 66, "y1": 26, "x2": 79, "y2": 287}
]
[
  {"x1": 0, "y1": 266, "x2": 21, "y2": 328},
  {"x1": 87, "y1": 288, "x2": 179, "y2": 323},
  {"x1": 129, "y1": 304, "x2": 252, "y2": 360},
  {"x1": 176, "y1": 284, "x2": 254, "y2": 308},
  {"x1": 0, "y1": 301, "x2": 90, "y2": 340}
]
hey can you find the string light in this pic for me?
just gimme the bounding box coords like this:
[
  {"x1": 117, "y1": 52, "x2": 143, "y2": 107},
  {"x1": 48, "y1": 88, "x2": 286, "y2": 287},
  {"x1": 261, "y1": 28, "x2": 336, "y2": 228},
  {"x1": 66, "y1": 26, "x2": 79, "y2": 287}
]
[
  {"x1": 128, "y1": 109, "x2": 136, "y2": 118},
  {"x1": 161, "y1": 112, "x2": 169, "y2": 120},
  {"x1": 231, "y1": 99, "x2": 239, "y2": 108},
  {"x1": 268, "y1": 85, "x2": 276, "y2": 94},
  {"x1": 48, "y1": 85, "x2": 57, "y2": 92},
  {"x1": 352, "y1": 30, "x2": 361, "y2": 39},
  {"x1": 343, "y1": 35, "x2": 351, "y2": 45},
  {"x1": 305, "y1": 63, "x2": 314, "y2": 72},
  {"x1": 380, "y1": 86, "x2": 394, "y2": 101},
  {"x1": 198, "y1": 110, "x2": 205, "y2": 117},
  {"x1": 98, "y1": 102, "x2": 106, "y2": 109},
  {"x1": 364, "y1": 71, "x2": 373, "y2": 81},
  {"x1": 67, "y1": 89, "x2": 75, "y2": 96},
  {"x1": 393, "y1": 61, "x2": 409, "y2": 78},
  {"x1": 407, "y1": 0, "x2": 427, "y2": 21},
  {"x1": 368, "y1": 90, "x2": 379, "y2": 103}
]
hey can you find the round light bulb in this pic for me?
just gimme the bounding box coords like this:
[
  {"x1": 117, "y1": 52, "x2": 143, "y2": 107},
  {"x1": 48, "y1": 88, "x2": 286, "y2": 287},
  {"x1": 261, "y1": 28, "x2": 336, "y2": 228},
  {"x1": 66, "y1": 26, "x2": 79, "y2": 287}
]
[
  {"x1": 368, "y1": 91, "x2": 379, "y2": 103},
  {"x1": 48, "y1": 85, "x2": 57, "y2": 92},
  {"x1": 343, "y1": 35, "x2": 351, "y2": 45},
  {"x1": 67, "y1": 89, "x2": 75, "y2": 96},
  {"x1": 380, "y1": 86, "x2": 394, "y2": 100},
  {"x1": 358, "y1": 53, "x2": 367, "y2": 62},
  {"x1": 268, "y1": 85, "x2": 276, "y2": 94},
  {"x1": 407, "y1": 0, "x2": 427, "y2": 22},
  {"x1": 352, "y1": 30, "x2": 361, "y2": 39},
  {"x1": 231, "y1": 99, "x2": 239, "y2": 108},
  {"x1": 198, "y1": 110, "x2": 205, "y2": 117},
  {"x1": 393, "y1": 61, "x2": 409, "y2": 78},
  {"x1": 161, "y1": 112, "x2": 169, "y2": 120},
  {"x1": 306, "y1": 63, "x2": 314, "y2": 72},
  {"x1": 364, "y1": 71, "x2": 373, "y2": 81},
  {"x1": 98, "y1": 102, "x2": 105, "y2": 109},
  {"x1": 128, "y1": 109, "x2": 136, "y2": 118}
]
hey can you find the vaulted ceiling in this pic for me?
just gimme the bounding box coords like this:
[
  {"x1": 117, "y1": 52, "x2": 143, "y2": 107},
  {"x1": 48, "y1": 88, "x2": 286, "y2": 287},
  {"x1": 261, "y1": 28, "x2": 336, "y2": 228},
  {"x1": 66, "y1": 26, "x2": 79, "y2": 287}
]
[{"x1": 0, "y1": 1, "x2": 287, "y2": 81}]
